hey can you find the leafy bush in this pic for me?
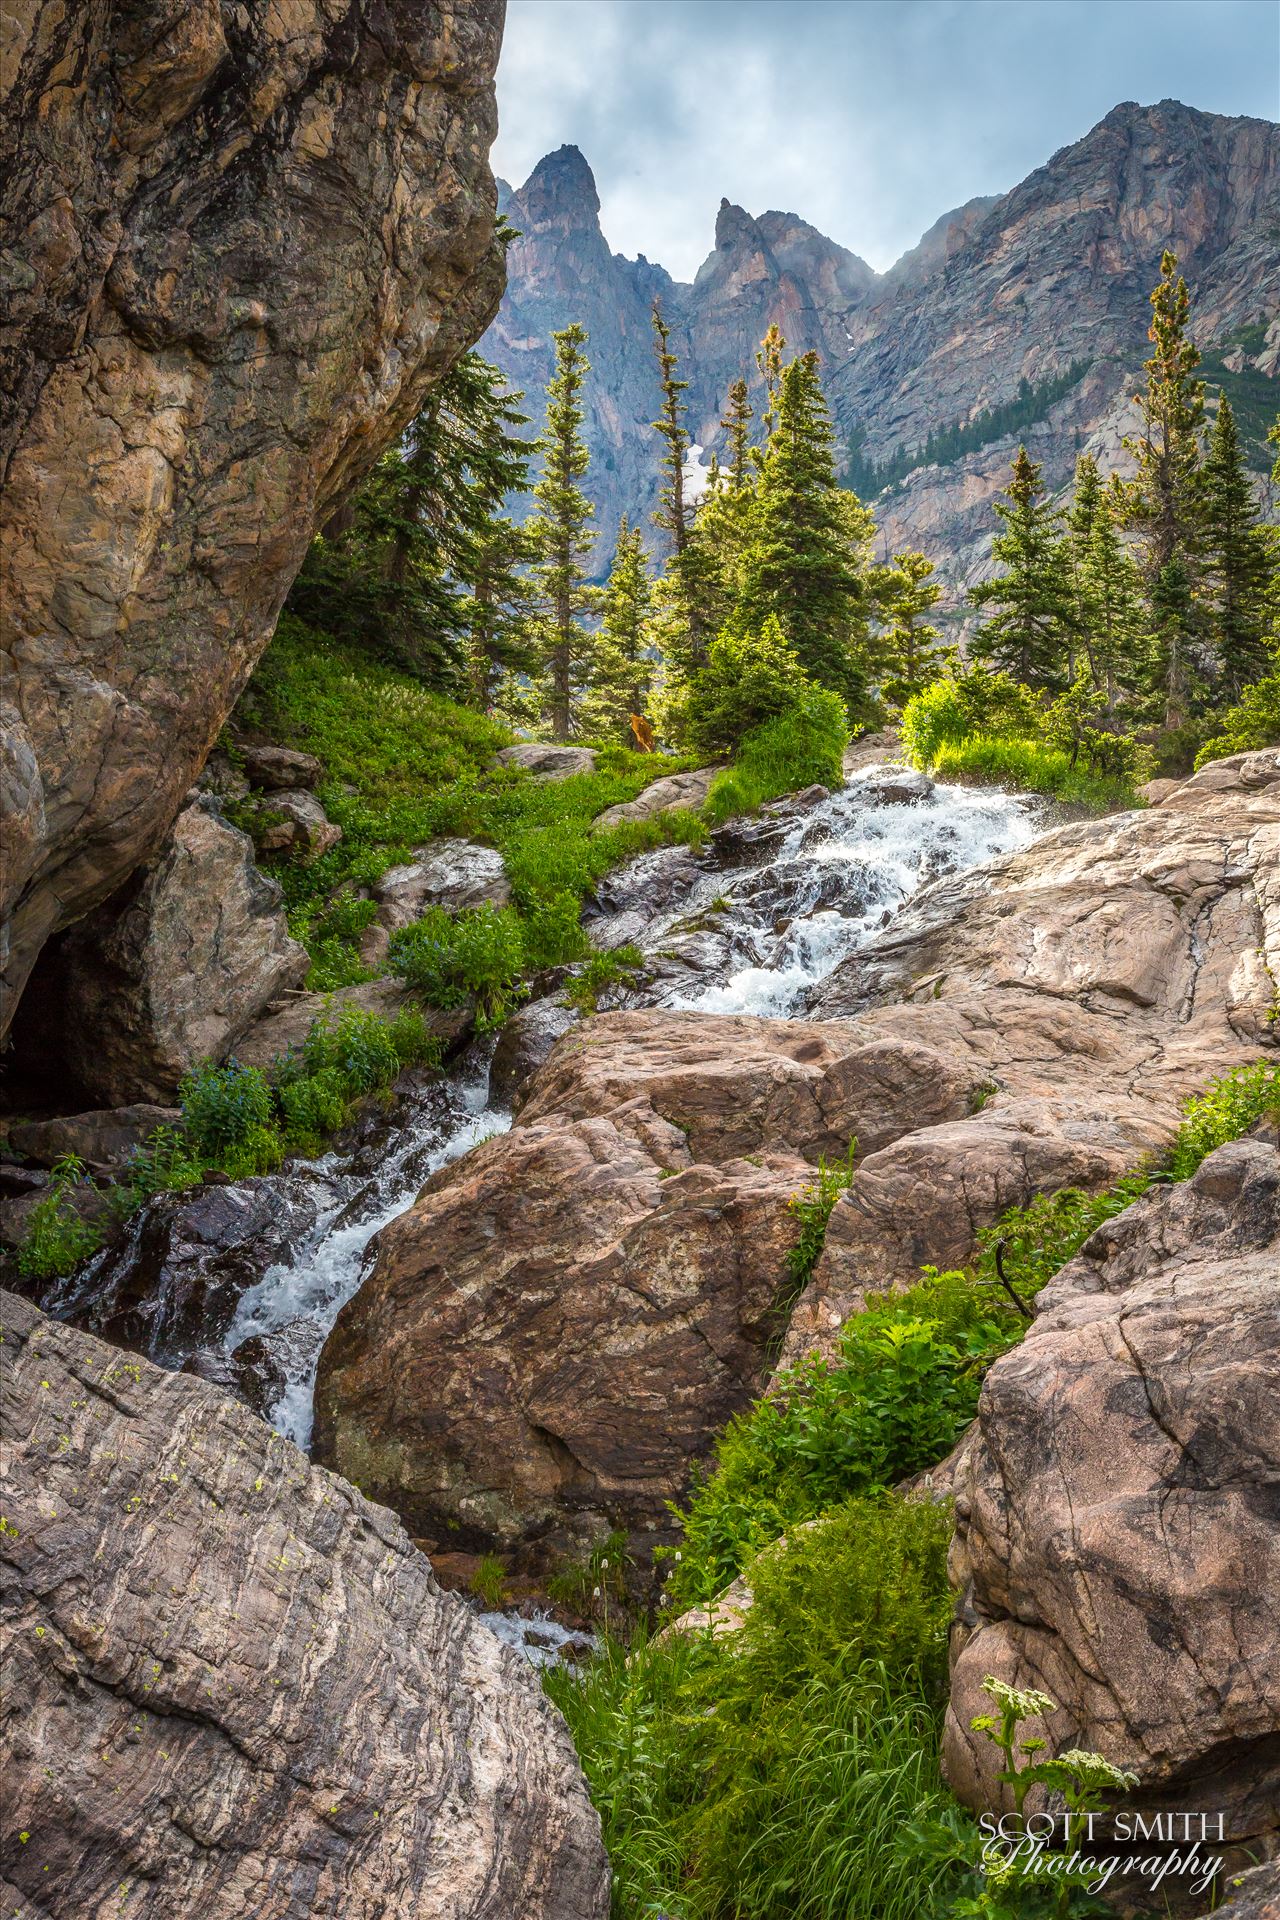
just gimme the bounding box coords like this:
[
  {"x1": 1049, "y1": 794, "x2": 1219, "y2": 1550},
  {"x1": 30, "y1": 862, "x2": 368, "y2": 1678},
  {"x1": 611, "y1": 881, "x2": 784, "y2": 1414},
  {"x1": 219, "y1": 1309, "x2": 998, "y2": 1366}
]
[
  {"x1": 389, "y1": 902, "x2": 527, "y2": 1025},
  {"x1": 15, "y1": 1156, "x2": 104, "y2": 1282},
  {"x1": 177, "y1": 1060, "x2": 281, "y2": 1175},
  {"x1": 899, "y1": 676, "x2": 973, "y2": 765},
  {"x1": 681, "y1": 614, "x2": 815, "y2": 758},
  {"x1": 901, "y1": 664, "x2": 1042, "y2": 769},
  {"x1": 1195, "y1": 670, "x2": 1280, "y2": 768},
  {"x1": 930, "y1": 733, "x2": 1144, "y2": 811},
  {"x1": 1168, "y1": 1058, "x2": 1280, "y2": 1178},
  {"x1": 703, "y1": 685, "x2": 849, "y2": 826}
]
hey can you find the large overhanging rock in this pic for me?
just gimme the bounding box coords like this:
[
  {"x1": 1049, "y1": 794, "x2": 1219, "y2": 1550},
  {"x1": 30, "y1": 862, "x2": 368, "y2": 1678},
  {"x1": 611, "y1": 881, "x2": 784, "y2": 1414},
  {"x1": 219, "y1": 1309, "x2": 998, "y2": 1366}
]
[
  {"x1": 0, "y1": 0, "x2": 507, "y2": 1034},
  {"x1": 942, "y1": 1138, "x2": 1280, "y2": 1866},
  {"x1": 0, "y1": 1288, "x2": 609, "y2": 1920}
]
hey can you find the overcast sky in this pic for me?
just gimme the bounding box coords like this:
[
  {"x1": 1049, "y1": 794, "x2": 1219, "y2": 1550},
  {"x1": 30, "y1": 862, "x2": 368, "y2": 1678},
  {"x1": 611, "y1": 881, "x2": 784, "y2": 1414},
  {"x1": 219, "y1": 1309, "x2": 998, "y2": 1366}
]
[{"x1": 492, "y1": 0, "x2": 1279, "y2": 278}]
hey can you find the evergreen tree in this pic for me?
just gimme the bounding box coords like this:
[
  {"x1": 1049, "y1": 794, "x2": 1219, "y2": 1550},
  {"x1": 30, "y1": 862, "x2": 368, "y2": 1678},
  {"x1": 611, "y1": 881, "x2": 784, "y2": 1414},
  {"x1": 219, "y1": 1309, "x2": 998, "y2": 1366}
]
[
  {"x1": 721, "y1": 377, "x2": 754, "y2": 488},
  {"x1": 288, "y1": 352, "x2": 530, "y2": 688},
  {"x1": 463, "y1": 515, "x2": 539, "y2": 714},
  {"x1": 527, "y1": 324, "x2": 597, "y2": 739},
  {"x1": 756, "y1": 324, "x2": 786, "y2": 440},
  {"x1": 1065, "y1": 451, "x2": 1102, "y2": 687},
  {"x1": 1124, "y1": 252, "x2": 1207, "y2": 726},
  {"x1": 737, "y1": 351, "x2": 869, "y2": 712},
  {"x1": 877, "y1": 550, "x2": 943, "y2": 706},
  {"x1": 651, "y1": 300, "x2": 714, "y2": 670},
  {"x1": 582, "y1": 516, "x2": 654, "y2": 746},
  {"x1": 1202, "y1": 395, "x2": 1273, "y2": 698},
  {"x1": 1080, "y1": 473, "x2": 1147, "y2": 714},
  {"x1": 970, "y1": 446, "x2": 1073, "y2": 688}
]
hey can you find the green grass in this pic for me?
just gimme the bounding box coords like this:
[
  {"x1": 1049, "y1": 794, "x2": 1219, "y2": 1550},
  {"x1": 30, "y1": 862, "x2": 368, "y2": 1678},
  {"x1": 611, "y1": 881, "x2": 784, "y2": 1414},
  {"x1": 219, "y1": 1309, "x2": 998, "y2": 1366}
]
[
  {"x1": 234, "y1": 616, "x2": 705, "y2": 988},
  {"x1": 930, "y1": 733, "x2": 1145, "y2": 811},
  {"x1": 703, "y1": 690, "x2": 849, "y2": 827}
]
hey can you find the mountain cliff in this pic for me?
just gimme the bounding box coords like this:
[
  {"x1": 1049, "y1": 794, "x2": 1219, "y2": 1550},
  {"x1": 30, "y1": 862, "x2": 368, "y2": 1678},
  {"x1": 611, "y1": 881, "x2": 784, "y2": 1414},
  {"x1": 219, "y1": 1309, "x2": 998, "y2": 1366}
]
[{"x1": 482, "y1": 101, "x2": 1280, "y2": 597}]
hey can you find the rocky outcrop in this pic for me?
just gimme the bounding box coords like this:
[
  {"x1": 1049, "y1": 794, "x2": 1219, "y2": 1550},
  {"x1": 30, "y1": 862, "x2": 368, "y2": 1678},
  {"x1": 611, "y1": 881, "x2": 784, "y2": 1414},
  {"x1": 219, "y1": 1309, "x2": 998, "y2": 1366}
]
[
  {"x1": 483, "y1": 105, "x2": 1279, "y2": 597},
  {"x1": 4, "y1": 1103, "x2": 180, "y2": 1176},
  {"x1": 492, "y1": 743, "x2": 598, "y2": 779},
  {"x1": 942, "y1": 1138, "x2": 1280, "y2": 1865},
  {"x1": 1204, "y1": 1862, "x2": 1280, "y2": 1920},
  {"x1": 255, "y1": 790, "x2": 343, "y2": 858},
  {"x1": 23, "y1": 801, "x2": 308, "y2": 1106},
  {"x1": 313, "y1": 1009, "x2": 991, "y2": 1563},
  {"x1": 0, "y1": 1288, "x2": 608, "y2": 1920},
  {"x1": 240, "y1": 745, "x2": 323, "y2": 792},
  {"x1": 374, "y1": 839, "x2": 512, "y2": 926},
  {"x1": 785, "y1": 749, "x2": 1280, "y2": 1363},
  {"x1": 591, "y1": 765, "x2": 718, "y2": 831},
  {"x1": 1, "y1": 0, "x2": 507, "y2": 1035}
]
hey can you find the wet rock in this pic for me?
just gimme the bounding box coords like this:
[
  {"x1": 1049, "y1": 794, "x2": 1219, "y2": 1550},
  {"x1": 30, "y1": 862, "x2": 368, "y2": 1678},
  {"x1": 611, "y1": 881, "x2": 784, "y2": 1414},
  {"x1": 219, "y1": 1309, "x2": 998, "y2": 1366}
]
[
  {"x1": 240, "y1": 744, "x2": 324, "y2": 791},
  {"x1": 591, "y1": 765, "x2": 718, "y2": 831},
  {"x1": 944, "y1": 1141, "x2": 1280, "y2": 1860},
  {"x1": 492, "y1": 744, "x2": 597, "y2": 779},
  {"x1": 0, "y1": 1176, "x2": 116, "y2": 1253},
  {"x1": 584, "y1": 844, "x2": 712, "y2": 950},
  {"x1": 850, "y1": 766, "x2": 934, "y2": 806},
  {"x1": 5, "y1": 1104, "x2": 181, "y2": 1176},
  {"x1": 841, "y1": 731, "x2": 901, "y2": 775},
  {"x1": 43, "y1": 1176, "x2": 321, "y2": 1367},
  {"x1": 490, "y1": 1001, "x2": 582, "y2": 1110},
  {"x1": 373, "y1": 838, "x2": 511, "y2": 928},
  {"x1": 37, "y1": 801, "x2": 308, "y2": 1105},
  {"x1": 0, "y1": 1289, "x2": 609, "y2": 1920},
  {"x1": 256, "y1": 789, "x2": 343, "y2": 857},
  {"x1": 1, "y1": 1, "x2": 506, "y2": 1039},
  {"x1": 710, "y1": 784, "x2": 831, "y2": 859}
]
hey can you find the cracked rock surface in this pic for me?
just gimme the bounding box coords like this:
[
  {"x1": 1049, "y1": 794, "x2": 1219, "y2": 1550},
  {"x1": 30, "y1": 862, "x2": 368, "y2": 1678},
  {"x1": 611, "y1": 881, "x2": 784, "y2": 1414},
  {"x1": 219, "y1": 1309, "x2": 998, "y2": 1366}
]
[
  {"x1": 0, "y1": 0, "x2": 506, "y2": 1033},
  {"x1": 943, "y1": 1139, "x2": 1280, "y2": 1860},
  {"x1": 0, "y1": 1288, "x2": 608, "y2": 1919}
]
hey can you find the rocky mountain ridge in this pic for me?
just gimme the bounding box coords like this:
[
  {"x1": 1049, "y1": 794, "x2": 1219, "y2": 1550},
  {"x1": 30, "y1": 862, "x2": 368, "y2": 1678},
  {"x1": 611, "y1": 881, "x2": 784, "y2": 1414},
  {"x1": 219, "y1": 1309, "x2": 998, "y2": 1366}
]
[{"x1": 483, "y1": 100, "x2": 1280, "y2": 601}]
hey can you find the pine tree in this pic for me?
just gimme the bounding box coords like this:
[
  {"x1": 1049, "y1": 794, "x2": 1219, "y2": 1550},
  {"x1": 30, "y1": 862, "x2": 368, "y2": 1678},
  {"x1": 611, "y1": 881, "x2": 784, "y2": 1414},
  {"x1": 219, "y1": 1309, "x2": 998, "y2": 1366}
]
[
  {"x1": 1202, "y1": 395, "x2": 1273, "y2": 699},
  {"x1": 721, "y1": 377, "x2": 754, "y2": 488},
  {"x1": 527, "y1": 323, "x2": 597, "y2": 740},
  {"x1": 877, "y1": 550, "x2": 943, "y2": 706},
  {"x1": 582, "y1": 516, "x2": 654, "y2": 746},
  {"x1": 463, "y1": 515, "x2": 539, "y2": 714},
  {"x1": 734, "y1": 351, "x2": 871, "y2": 712},
  {"x1": 288, "y1": 352, "x2": 531, "y2": 688},
  {"x1": 971, "y1": 446, "x2": 1073, "y2": 688},
  {"x1": 1065, "y1": 451, "x2": 1102, "y2": 688},
  {"x1": 756, "y1": 324, "x2": 786, "y2": 441},
  {"x1": 1080, "y1": 473, "x2": 1147, "y2": 714},
  {"x1": 1124, "y1": 252, "x2": 1207, "y2": 726},
  {"x1": 651, "y1": 300, "x2": 714, "y2": 670}
]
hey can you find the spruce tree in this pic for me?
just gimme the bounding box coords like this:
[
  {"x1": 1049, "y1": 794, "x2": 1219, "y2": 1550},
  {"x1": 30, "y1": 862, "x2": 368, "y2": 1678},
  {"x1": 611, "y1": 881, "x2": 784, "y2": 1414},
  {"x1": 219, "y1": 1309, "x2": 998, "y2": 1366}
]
[
  {"x1": 756, "y1": 324, "x2": 786, "y2": 440},
  {"x1": 1202, "y1": 395, "x2": 1273, "y2": 699},
  {"x1": 878, "y1": 550, "x2": 943, "y2": 706},
  {"x1": 464, "y1": 515, "x2": 539, "y2": 714},
  {"x1": 1065, "y1": 451, "x2": 1102, "y2": 687},
  {"x1": 651, "y1": 300, "x2": 714, "y2": 669},
  {"x1": 527, "y1": 323, "x2": 597, "y2": 739},
  {"x1": 970, "y1": 446, "x2": 1073, "y2": 688},
  {"x1": 737, "y1": 350, "x2": 868, "y2": 711},
  {"x1": 1081, "y1": 473, "x2": 1147, "y2": 714},
  {"x1": 721, "y1": 377, "x2": 754, "y2": 488},
  {"x1": 583, "y1": 516, "x2": 654, "y2": 746},
  {"x1": 1124, "y1": 252, "x2": 1207, "y2": 726}
]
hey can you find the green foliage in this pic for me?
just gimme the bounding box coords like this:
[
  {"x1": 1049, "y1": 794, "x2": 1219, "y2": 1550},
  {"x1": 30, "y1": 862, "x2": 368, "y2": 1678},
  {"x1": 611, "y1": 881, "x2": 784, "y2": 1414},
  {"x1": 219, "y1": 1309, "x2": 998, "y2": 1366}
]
[
  {"x1": 900, "y1": 664, "x2": 1041, "y2": 767},
  {"x1": 786, "y1": 1142, "x2": 856, "y2": 1289},
  {"x1": 874, "y1": 549, "x2": 945, "y2": 707},
  {"x1": 974, "y1": 1176, "x2": 1152, "y2": 1300},
  {"x1": 178, "y1": 1060, "x2": 281, "y2": 1175},
  {"x1": 847, "y1": 362, "x2": 1089, "y2": 496},
  {"x1": 702, "y1": 685, "x2": 849, "y2": 827},
  {"x1": 582, "y1": 516, "x2": 654, "y2": 746},
  {"x1": 469, "y1": 1555, "x2": 509, "y2": 1609},
  {"x1": 545, "y1": 1530, "x2": 631, "y2": 1620},
  {"x1": 1202, "y1": 394, "x2": 1275, "y2": 699},
  {"x1": 680, "y1": 614, "x2": 815, "y2": 759},
  {"x1": 1168, "y1": 1058, "x2": 1280, "y2": 1179},
  {"x1": 15, "y1": 1157, "x2": 103, "y2": 1282},
  {"x1": 527, "y1": 322, "x2": 599, "y2": 739},
  {"x1": 1196, "y1": 670, "x2": 1280, "y2": 766},
  {"x1": 929, "y1": 734, "x2": 1146, "y2": 812},
  {"x1": 563, "y1": 946, "x2": 645, "y2": 1014},
  {"x1": 970, "y1": 446, "x2": 1074, "y2": 689},
  {"x1": 389, "y1": 904, "x2": 528, "y2": 1027}
]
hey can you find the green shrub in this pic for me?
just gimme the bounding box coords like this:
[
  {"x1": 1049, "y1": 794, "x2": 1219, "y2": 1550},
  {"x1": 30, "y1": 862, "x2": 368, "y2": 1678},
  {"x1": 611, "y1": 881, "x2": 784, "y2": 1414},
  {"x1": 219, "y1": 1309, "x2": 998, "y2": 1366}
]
[
  {"x1": 563, "y1": 945, "x2": 646, "y2": 1014},
  {"x1": 900, "y1": 677, "x2": 973, "y2": 765},
  {"x1": 389, "y1": 903, "x2": 527, "y2": 1025},
  {"x1": 681, "y1": 614, "x2": 815, "y2": 758},
  {"x1": 786, "y1": 1142, "x2": 856, "y2": 1289},
  {"x1": 178, "y1": 1060, "x2": 281, "y2": 1173},
  {"x1": 1195, "y1": 671, "x2": 1280, "y2": 768},
  {"x1": 15, "y1": 1156, "x2": 104, "y2": 1282},
  {"x1": 703, "y1": 685, "x2": 849, "y2": 826},
  {"x1": 930, "y1": 733, "x2": 1144, "y2": 811},
  {"x1": 300, "y1": 1003, "x2": 401, "y2": 1094},
  {"x1": 1168, "y1": 1058, "x2": 1280, "y2": 1178}
]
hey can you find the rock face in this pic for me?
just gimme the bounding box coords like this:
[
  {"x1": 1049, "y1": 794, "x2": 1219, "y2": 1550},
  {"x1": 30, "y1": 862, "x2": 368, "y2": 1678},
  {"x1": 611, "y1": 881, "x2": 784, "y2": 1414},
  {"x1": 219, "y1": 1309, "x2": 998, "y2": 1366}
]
[
  {"x1": 786, "y1": 749, "x2": 1280, "y2": 1364},
  {"x1": 313, "y1": 1009, "x2": 990, "y2": 1564},
  {"x1": 374, "y1": 839, "x2": 512, "y2": 927},
  {"x1": 483, "y1": 106, "x2": 1279, "y2": 595},
  {"x1": 591, "y1": 765, "x2": 718, "y2": 831},
  {"x1": 0, "y1": 1289, "x2": 608, "y2": 1920},
  {"x1": 1, "y1": 0, "x2": 507, "y2": 1036},
  {"x1": 27, "y1": 801, "x2": 308, "y2": 1105},
  {"x1": 943, "y1": 1139, "x2": 1280, "y2": 1863},
  {"x1": 240, "y1": 744, "x2": 324, "y2": 792},
  {"x1": 255, "y1": 790, "x2": 343, "y2": 858},
  {"x1": 4, "y1": 1104, "x2": 180, "y2": 1176},
  {"x1": 492, "y1": 743, "x2": 598, "y2": 779}
]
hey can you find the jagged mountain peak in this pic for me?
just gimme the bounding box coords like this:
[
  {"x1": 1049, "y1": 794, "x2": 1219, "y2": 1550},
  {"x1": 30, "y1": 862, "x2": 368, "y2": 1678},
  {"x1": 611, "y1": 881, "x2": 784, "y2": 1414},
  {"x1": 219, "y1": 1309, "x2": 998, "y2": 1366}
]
[{"x1": 514, "y1": 143, "x2": 601, "y2": 228}]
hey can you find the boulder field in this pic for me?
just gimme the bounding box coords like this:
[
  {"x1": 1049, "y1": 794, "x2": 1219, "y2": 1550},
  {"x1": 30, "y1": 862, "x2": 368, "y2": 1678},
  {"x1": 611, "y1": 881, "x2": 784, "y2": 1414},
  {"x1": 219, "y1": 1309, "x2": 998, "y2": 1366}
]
[
  {"x1": 314, "y1": 751, "x2": 1280, "y2": 1571},
  {"x1": 0, "y1": 0, "x2": 506, "y2": 1036},
  {"x1": 0, "y1": 1288, "x2": 608, "y2": 1920}
]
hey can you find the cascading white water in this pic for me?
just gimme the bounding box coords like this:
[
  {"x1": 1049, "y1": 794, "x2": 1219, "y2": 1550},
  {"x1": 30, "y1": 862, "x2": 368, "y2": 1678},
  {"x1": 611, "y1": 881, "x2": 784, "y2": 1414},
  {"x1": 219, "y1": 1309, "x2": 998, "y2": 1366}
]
[
  {"x1": 224, "y1": 1048, "x2": 510, "y2": 1448},
  {"x1": 638, "y1": 767, "x2": 1041, "y2": 1018}
]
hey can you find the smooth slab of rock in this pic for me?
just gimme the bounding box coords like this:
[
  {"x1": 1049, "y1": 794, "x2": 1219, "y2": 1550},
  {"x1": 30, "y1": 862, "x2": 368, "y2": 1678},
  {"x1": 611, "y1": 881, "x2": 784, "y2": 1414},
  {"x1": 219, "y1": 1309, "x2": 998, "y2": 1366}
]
[
  {"x1": 489, "y1": 999, "x2": 582, "y2": 1110},
  {"x1": 943, "y1": 1141, "x2": 1280, "y2": 1855},
  {"x1": 43, "y1": 801, "x2": 308, "y2": 1105},
  {"x1": 1, "y1": 1, "x2": 505, "y2": 1039},
  {"x1": 591, "y1": 765, "x2": 718, "y2": 831},
  {"x1": 241, "y1": 744, "x2": 324, "y2": 791},
  {"x1": 4, "y1": 1104, "x2": 180, "y2": 1175},
  {"x1": 374, "y1": 839, "x2": 512, "y2": 927},
  {"x1": 492, "y1": 744, "x2": 597, "y2": 779},
  {"x1": 0, "y1": 1289, "x2": 609, "y2": 1920}
]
